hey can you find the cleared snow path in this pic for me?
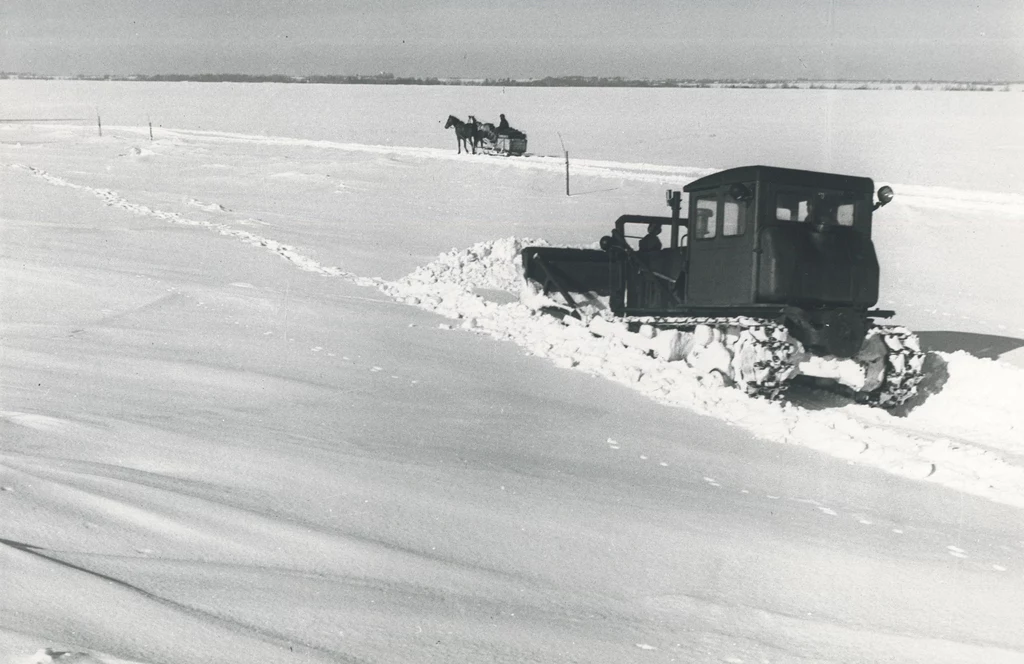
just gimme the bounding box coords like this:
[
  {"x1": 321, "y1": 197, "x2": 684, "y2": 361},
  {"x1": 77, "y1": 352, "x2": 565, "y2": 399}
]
[
  {"x1": 11, "y1": 157, "x2": 1024, "y2": 510},
  {"x1": 111, "y1": 124, "x2": 1024, "y2": 216},
  {"x1": 108, "y1": 124, "x2": 721, "y2": 185}
]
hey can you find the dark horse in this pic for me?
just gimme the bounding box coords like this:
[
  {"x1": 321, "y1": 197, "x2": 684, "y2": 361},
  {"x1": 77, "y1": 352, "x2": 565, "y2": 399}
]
[
  {"x1": 468, "y1": 115, "x2": 498, "y2": 150},
  {"x1": 444, "y1": 115, "x2": 476, "y2": 154}
]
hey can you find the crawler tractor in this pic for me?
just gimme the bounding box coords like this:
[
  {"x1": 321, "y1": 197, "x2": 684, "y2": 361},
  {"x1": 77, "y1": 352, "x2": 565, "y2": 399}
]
[{"x1": 521, "y1": 165, "x2": 925, "y2": 407}]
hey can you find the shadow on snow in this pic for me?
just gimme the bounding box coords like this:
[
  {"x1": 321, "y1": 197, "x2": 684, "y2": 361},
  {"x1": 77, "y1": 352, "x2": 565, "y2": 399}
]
[{"x1": 916, "y1": 330, "x2": 1024, "y2": 360}]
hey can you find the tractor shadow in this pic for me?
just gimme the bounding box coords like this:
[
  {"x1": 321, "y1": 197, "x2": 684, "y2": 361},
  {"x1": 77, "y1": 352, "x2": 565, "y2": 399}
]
[
  {"x1": 914, "y1": 330, "x2": 1024, "y2": 360},
  {"x1": 887, "y1": 331, "x2": 1024, "y2": 415},
  {"x1": 792, "y1": 330, "x2": 1024, "y2": 416}
]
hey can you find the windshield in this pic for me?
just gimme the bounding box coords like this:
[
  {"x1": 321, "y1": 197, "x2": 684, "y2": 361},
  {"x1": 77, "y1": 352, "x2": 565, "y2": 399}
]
[
  {"x1": 775, "y1": 190, "x2": 859, "y2": 227},
  {"x1": 617, "y1": 220, "x2": 687, "y2": 250}
]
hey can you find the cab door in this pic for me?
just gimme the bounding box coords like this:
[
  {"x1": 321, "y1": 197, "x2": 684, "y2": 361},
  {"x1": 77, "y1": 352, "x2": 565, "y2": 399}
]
[{"x1": 685, "y1": 188, "x2": 756, "y2": 306}]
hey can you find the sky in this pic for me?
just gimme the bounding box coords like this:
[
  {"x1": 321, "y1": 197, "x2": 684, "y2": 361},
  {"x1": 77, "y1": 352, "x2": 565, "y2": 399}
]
[{"x1": 2, "y1": 0, "x2": 1022, "y2": 81}]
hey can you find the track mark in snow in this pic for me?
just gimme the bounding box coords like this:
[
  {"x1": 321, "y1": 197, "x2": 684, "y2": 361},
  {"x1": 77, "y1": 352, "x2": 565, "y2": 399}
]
[
  {"x1": 187, "y1": 197, "x2": 230, "y2": 212},
  {"x1": 11, "y1": 164, "x2": 370, "y2": 285},
  {"x1": 0, "y1": 410, "x2": 99, "y2": 437},
  {"x1": 117, "y1": 124, "x2": 719, "y2": 186},
  {"x1": 993, "y1": 564, "x2": 1007, "y2": 571},
  {"x1": 119, "y1": 145, "x2": 156, "y2": 159},
  {"x1": 1, "y1": 537, "x2": 339, "y2": 661},
  {"x1": 947, "y1": 545, "x2": 968, "y2": 559},
  {"x1": 0, "y1": 411, "x2": 66, "y2": 432},
  {"x1": 22, "y1": 648, "x2": 113, "y2": 664},
  {"x1": 817, "y1": 507, "x2": 838, "y2": 516}
]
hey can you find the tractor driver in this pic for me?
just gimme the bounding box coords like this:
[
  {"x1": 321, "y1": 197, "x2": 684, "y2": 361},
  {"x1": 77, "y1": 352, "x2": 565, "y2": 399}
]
[
  {"x1": 805, "y1": 196, "x2": 837, "y2": 227},
  {"x1": 804, "y1": 197, "x2": 820, "y2": 223},
  {"x1": 639, "y1": 222, "x2": 663, "y2": 251}
]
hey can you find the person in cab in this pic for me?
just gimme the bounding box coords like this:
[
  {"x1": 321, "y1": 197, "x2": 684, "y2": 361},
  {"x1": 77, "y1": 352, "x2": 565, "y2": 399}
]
[{"x1": 639, "y1": 222, "x2": 663, "y2": 251}]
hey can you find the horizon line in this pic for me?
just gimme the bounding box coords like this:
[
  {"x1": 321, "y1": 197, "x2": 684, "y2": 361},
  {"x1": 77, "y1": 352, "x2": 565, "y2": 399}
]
[{"x1": 3, "y1": 72, "x2": 1022, "y2": 87}]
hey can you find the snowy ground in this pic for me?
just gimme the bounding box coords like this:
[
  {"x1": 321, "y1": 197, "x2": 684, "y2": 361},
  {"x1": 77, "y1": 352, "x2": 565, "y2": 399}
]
[{"x1": 1, "y1": 82, "x2": 1023, "y2": 663}]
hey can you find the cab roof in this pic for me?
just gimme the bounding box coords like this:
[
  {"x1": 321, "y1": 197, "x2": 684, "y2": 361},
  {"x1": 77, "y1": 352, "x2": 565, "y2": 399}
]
[{"x1": 683, "y1": 165, "x2": 875, "y2": 194}]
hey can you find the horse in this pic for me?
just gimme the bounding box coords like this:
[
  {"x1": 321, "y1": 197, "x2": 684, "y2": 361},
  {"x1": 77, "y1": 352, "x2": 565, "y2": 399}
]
[
  {"x1": 444, "y1": 115, "x2": 476, "y2": 154},
  {"x1": 468, "y1": 116, "x2": 498, "y2": 151}
]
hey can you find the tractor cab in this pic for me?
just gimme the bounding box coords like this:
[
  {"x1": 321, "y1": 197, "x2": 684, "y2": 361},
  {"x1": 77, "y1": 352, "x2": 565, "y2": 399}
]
[{"x1": 608, "y1": 166, "x2": 894, "y2": 319}]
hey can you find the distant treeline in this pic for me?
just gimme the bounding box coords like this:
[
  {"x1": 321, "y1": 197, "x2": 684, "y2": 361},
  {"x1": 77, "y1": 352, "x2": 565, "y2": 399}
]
[{"x1": 1, "y1": 72, "x2": 1017, "y2": 91}]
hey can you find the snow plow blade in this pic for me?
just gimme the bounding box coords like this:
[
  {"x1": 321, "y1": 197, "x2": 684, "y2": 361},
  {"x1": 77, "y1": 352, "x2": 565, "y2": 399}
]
[{"x1": 520, "y1": 246, "x2": 611, "y2": 310}]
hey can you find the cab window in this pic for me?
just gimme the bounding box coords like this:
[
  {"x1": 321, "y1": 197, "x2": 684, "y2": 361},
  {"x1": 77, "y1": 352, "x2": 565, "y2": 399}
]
[
  {"x1": 836, "y1": 203, "x2": 855, "y2": 226},
  {"x1": 722, "y1": 201, "x2": 746, "y2": 236},
  {"x1": 695, "y1": 197, "x2": 717, "y2": 239},
  {"x1": 776, "y1": 192, "x2": 810, "y2": 222}
]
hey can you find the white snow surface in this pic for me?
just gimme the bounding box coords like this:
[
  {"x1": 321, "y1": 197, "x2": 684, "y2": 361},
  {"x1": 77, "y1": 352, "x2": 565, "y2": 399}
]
[{"x1": 2, "y1": 81, "x2": 1023, "y2": 663}]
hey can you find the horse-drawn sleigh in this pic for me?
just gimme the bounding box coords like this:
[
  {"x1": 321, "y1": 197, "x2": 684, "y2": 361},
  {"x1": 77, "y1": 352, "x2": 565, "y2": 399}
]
[{"x1": 444, "y1": 115, "x2": 527, "y2": 156}]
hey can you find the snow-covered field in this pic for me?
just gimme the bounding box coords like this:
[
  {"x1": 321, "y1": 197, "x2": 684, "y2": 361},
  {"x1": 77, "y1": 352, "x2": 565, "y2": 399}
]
[{"x1": 2, "y1": 81, "x2": 1023, "y2": 663}]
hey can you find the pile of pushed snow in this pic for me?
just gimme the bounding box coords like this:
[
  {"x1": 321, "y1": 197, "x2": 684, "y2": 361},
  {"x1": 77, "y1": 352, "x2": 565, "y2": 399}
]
[
  {"x1": 396, "y1": 237, "x2": 543, "y2": 293},
  {"x1": 380, "y1": 238, "x2": 1024, "y2": 509}
]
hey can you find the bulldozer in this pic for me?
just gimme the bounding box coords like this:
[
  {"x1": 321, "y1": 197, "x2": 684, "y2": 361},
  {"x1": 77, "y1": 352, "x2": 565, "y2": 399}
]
[{"x1": 520, "y1": 165, "x2": 925, "y2": 407}]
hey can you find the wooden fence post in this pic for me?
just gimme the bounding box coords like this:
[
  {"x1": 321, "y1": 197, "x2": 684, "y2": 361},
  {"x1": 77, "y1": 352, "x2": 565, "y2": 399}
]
[
  {"x1": 558, "y1": 132, "x2": 569, "y2": 196},
  {"x1": 565, "y1": 151, "x2": 570, "y2": 196}
]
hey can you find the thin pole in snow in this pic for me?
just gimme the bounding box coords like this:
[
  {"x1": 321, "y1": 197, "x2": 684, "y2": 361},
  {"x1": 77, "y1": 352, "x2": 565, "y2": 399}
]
[
  {"x1": 96, "y1": 110, "x2": 102, "y2": 137},
  {"x1": 148, "y1": 115, "x2": 153, "y2": 141},
  {"x1": 558, "y1": 132, "x2": 569, "y2": 196},
  {"x1": 565, "y1": 151, "x2": 570, "y2": 196}
]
